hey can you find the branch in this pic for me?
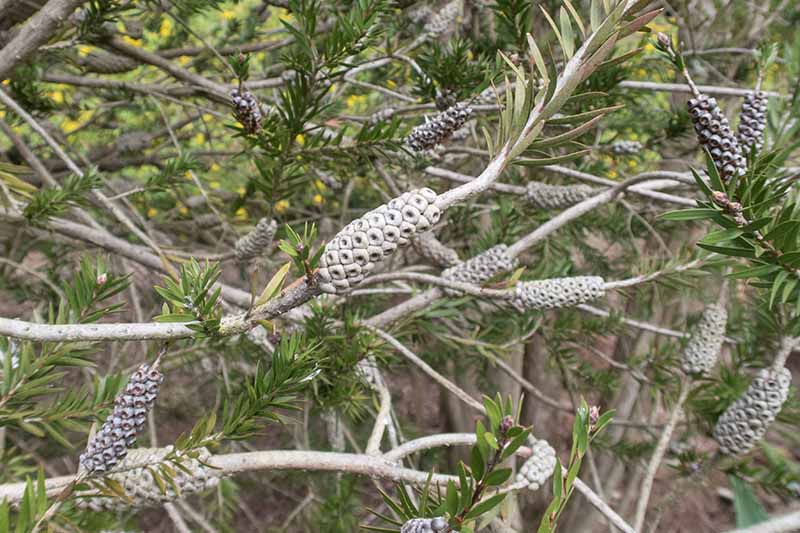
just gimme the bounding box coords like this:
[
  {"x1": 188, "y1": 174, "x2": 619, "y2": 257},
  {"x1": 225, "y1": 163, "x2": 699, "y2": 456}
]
[
  {"x1": 632, "y1": 378, "x2": 691, "y2": 532},
  {"x1": 0, "y1": 0, "x2": 85, "y2": 80}
]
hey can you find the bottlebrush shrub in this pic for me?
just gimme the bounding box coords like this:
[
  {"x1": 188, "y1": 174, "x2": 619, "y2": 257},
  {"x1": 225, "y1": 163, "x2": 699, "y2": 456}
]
[{"x1": 2, "y1": 1, "x2": 800, "y2": 532}]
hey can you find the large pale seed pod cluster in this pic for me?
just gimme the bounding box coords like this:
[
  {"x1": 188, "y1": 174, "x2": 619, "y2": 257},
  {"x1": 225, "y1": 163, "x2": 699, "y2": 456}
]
[
  {"x1": 511, "y1": 276, "x2": 606, "y2": 311},
  {"x1": 516, "y1": 438, "x2": 557, "y2": 491},
  {"x1": 413, "y1": 231, "x2": 461, "y2": 268},
  {"x1": 524, "y1": 181, "x2": 597, "y2": 210},
  {"x1": 317, "y1": 188, "x2": 440, "y2": 293},
  {"x1": 680, "y1": 303, "x2": 727, "y2": 375},
  {"x1": 713, "y1": 366, "x2": 792, "y2": 455},
  {"x1": 423, "y1": 0, "x2": 460, "y2": 35},
  {"x1": 76, "y1": 447, "x2": 220, "y2": 511},
  {"x1": 400, "y1": 517, "x2": 449, "y2": 533},
  {"x1": 405, "y1": 103, "x2": 473, "y2": 152},
  {"x1": 79, "y1": 362, "x2": 163, "y2": 475},
  {"x1": 441, "y1": 244, "x2": 518, "y2": 294},
  {"x1": 234, "y1": 217, "x2": 277, "y2": 262},
  {"x1": 736, "y1": 91, "x2": 768, "y2": 154},
  {"x1": 687, "y1": 94, "x2": 747, "y2": 181}
]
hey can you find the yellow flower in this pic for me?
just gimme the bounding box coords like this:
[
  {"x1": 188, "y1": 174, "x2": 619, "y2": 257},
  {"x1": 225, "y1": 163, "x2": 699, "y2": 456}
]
[
  {"x1": 295, "y1": 134, "x2": 305, "y2": 145},
  {"x1": 278, "y1": 11, "x2": 294, "y2": 22},
  {"x1": 184, "y1": 171, "x2": 194, "y2": 180},
  {"x1": 123, "y1": 35, "x2": 142, "y2": 47},
  {"x1": 159, "y1": 18, "x2": 173, "y2": 38},
  {"x1": 608, "y1": 169, "x2": 618, "y2": 179},
  {"x1": 209, "y1": 181, "x2": 221, "y2": 190},
  {"x1": 312, "y1": 194, "x2": 324, "y2": 207},
  {"x1": 1, "y1": 80, "x2": 9, "y2": 86},
  {"x1": 0, "y1": 111, "x2": 4, "y2": 119},
  {"x1": 629, "y1": 133, "x2": 639, "y2": 140},
  {"x1": 643, "y1": 43, "x2": 656, "y2": 53},
  {"x1": 147, "y1": 207, "x2": 158, "y2": 218},
  {"x1": 78, "y1": 110, "x2": 93, "y2": 123},
  {"x1": 178, "y1": 205, "x2": 189, "y2": 216},
  {"x1": 627, "y1": 160, "x2": 638, "y2": 169},
  {"x1": 78, "y1": 45, "x2": 94, "y2": 57},
  {"x1": 386, "y1": 79, "x2": 397, "y2": 89},
  {"x1": 636, "y1": 68, "x2": 647, "y2": 78},
  {"x1": 49, "y1": 91, "x2": 64, "y2": 104},
  {"x1": 235, "y1": 207, "x2": 248, "y2": 220},
  {"x1": 221, "y1": 9, "x2": 236, "y2": 20},
  {"x1": 202, "y1": 113, "x2": 213, "y2": 122},
  {"x1": 178, "y1": 56, "x2": 191, "y2": 66},
  {"x1": 345, "y1": 94, "x2": 367, "y2": 111},
  {"x1": 61, "y1": 119, "x2": 80, "y2": 134},
  {"x1": 210, "y1": 163, "x2": 221, "y2": 172},
  {"x1": 237, "y1": 186, "x2": 246, "y2": 196},
  {"x1": 192, "y1": 132, "x2": 205, "y2": 145},
  {"x1": 256, "y1": 52, "x2": 266, "y2": 62},
  {"x1": 314, "y1": 179, "x2": 327, "y2": 192},
  {"x1": 274, "y1": 200, "x2": 289, "y2": 214}
]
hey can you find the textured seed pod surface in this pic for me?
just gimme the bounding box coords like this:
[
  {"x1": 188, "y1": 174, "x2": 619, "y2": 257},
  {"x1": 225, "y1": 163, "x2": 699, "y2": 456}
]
[
  {"x1": 516, "y1": 438, "x2": 557, "y2": 491},
  {"x1": 76, "y1": 447, "x2": 220, "y2": 511},
  {"x1": 79, "y1": 363, "x2": 164, "y2": 475},
  {"x1": 231, "y1": 88, "x2": 263, "y2": 134},
  {"x1": 525, "y1": 181, "x2": 597, "y2": 210},
  {"x1": 609, "y1": 140, "x2": 643, "y2": 155},
  {"x1": 423, "y1": 0, "x2": 460, "y2": 35},
  {"x1": 414, "y1": 231, "x2": 461, "y2": 268},
  {"x1": 317, "y1": 188, "x2": 440, "y2": 293},
  {"x1": 79, "y1": 51, "x2": 138, "y2": 74},
  {"x1": 687, "y1": 94, "x2": 747, "y2": 181},
  {"x1": 441, "y1": 244, "x2": 518, "y2": 294},
  {"x1": 681, "y1": 303, "x2": 727, "y2": 375},
  {"x1": 713, "y1": 366, "x2": 792, "y2": 455},
  {"x1": 405, "y1": 103, "x2": 473, "y2": 152},
  {"x1": 400, "y1": 517, "x2": 449, "y2": 533},
  {"x1": 736, "y1": 91, "x2": 768, "y2": 154},
  {"x1": 512, "y1": 276, "x2": 605, "y2": 311},
  {"x1": 234, "y1": 217, "x2": 277, "y2": 262}
]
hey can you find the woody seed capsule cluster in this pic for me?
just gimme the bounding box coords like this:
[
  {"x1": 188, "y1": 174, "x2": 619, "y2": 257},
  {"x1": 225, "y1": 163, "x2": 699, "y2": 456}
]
[
  {"x1": 511, "y1": 276, "x2": 606, "y2": 311},
  {"x1": 525, "y1": 181, "x2": 597, "y2": 210},
  {"x1": 234, "y1": 217, "x2": 277, "y2": 262},
  {"x1": 401, "y1": 517, "x2": 449, "y2": 533},
  {"x1": 609, "y1": 140, "x2": 643, "y2": 155},
  {"x1": 441, "y1": 244, "x2": 518, "y2": 294},
  {"x1": 317, "y1": 188, "x2": 440, "y2": 293},
  {"x1": 736, "y1": 91, "x2": 768, "y2": 154},
  {"x1": 413, "y1": 231, "x2": 461, "y2": 268},
  {"x1": 687, "y1": 94, "x2": 747, "y2": 181},
  {"x1": 405, "y1": 103, "x2": 473, "y2": 152},
  {"x1": 79, "y1": 363, "x2": 164, "y2": 475},
  {"x1": 231, "y1": 88, "x2": 263, "y2": 134},
  {"x1": 713, "y1": 366, "x2": 792, "y2": 455},
  {"x1": 423, "y1": 0, "x2": 460, "y2": 35},
  {"x1": 76, "y1": 447, "x2": 220, "y2": 511},
  {"x1": 78, "y1": 51, "x2": 138, "y2": 74},
  {"x1": 516, "y1": 438, "x2": 557, "y2": 491},
  {"x1": 680, "y1": 304, "x2": 727, "y2": 375}
]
